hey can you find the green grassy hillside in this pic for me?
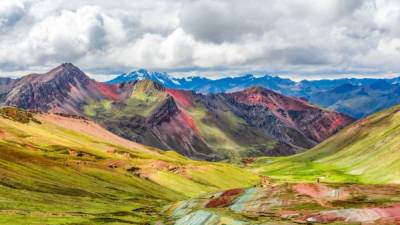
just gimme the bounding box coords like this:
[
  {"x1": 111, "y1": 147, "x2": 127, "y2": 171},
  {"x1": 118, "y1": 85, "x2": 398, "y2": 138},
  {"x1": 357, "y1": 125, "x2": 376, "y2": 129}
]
[
  {"x1": 0, "y1": 107, "x2": 259, "y2": 224},
  {"x1": 251, "y1": 104, "x2": 400, "y2": 184}
]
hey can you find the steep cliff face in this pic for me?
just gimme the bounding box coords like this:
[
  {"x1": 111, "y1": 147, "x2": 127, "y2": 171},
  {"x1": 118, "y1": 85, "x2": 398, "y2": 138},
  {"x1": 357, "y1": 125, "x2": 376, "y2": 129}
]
[
  {"x1": 148, "y1": 96, "x2": 216, "y2": 160},
  {"x1": 3, "y1": 63, "x2": 113, "y2": 114}
]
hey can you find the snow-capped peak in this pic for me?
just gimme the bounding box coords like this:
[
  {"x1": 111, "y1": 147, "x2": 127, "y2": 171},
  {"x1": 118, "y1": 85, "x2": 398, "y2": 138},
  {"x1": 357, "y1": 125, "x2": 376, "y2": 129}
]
[{"x1": 107, "y1": 69, "x2": 177, "y2": 86}]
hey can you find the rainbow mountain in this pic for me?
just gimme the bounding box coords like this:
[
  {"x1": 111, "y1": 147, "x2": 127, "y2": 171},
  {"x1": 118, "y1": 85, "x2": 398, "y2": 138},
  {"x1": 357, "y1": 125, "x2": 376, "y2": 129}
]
[{"x1": 0, "y1": 63, "x2": 354, "y2": 161}]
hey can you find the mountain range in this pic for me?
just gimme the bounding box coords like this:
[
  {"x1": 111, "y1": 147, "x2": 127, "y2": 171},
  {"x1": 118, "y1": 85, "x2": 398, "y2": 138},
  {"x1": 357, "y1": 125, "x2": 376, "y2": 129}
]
[
  {"x1": 108, "y1": 69, "x2": 400, "y2": 118},
  {"x1": 0, "y1": 63, "x2": 353, "y2": 161}
]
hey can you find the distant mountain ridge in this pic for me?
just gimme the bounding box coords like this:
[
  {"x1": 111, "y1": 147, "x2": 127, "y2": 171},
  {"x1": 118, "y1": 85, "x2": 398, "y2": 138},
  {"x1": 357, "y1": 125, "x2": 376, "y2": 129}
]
[
  {"x1": 0, "y1": 64, "x2": 354, "y2": 161},
  {"x1": 108, "y1": 69, "x2": 400, "y2": 118},
  {"x1": 107, "y1": 69, "x2": 296, "y2": 94}
]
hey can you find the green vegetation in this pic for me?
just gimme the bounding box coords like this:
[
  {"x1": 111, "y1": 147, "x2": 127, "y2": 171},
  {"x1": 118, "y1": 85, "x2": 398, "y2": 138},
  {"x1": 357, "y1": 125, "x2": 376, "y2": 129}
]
[
  {"x1": 84, "y1": 80, "x2": 167, "y2": 118},
  {"x1": 0, "y1": 107, "x2": 41, "y2": 124},
  {"x1": 0, "y1": 109, "x2": 259, "y2": 224},
  {"x1": 83, "y1": 100, "x2": 112, "y2": 117},
  {"x1": 251, "y1": 104, "x2": 400, "y2": 184},
  {"x1": 126, "y1": 80, "x2": 168, "y2": 117},
  {"x1": 186, "y1": 106, "x2": 276, "y2": 162}
]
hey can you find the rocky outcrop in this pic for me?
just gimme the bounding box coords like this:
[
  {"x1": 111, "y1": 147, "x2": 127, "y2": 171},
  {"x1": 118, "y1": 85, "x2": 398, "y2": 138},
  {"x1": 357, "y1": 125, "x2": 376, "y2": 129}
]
[
  {"x1": 147, "y1": 96, "x2": 179, "y2": 126},
  {"x1": 146, "y1": 95, "x2": 217, "y2": 160}
]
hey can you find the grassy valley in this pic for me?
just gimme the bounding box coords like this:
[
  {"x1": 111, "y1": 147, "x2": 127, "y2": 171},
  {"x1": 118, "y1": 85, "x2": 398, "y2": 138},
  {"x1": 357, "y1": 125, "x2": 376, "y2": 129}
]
[
  {"x1": 0, "y1": 107, "x2": 259, "y2": 224},
  {"x1": 251, "y1": 104, "x2": 400, "y2": 184}
]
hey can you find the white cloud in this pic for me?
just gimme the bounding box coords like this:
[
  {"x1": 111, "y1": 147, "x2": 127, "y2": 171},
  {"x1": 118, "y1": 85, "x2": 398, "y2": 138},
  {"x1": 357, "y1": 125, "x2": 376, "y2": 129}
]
[
  {"x1": 106, "y1": 29, "x2": 195, "y2": 69},
  {"x1": 0, "y1": 4, "x2": 126, "y2": 68},
  {"x1": 0, "y1": 0, "x2": 26, "y2": 30},
  {"x1": 1, "y1": 0, "x2": 400, "y2": 79}
]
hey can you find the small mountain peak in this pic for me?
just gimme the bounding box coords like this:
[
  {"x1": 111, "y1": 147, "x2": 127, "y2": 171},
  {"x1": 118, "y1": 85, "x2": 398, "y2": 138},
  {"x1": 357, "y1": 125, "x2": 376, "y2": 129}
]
[
  {"x1": 232, "y1": 87, "x2": 288, "y2": 104},
  {"x1": 245, "y1": 86, "x2": 272, "y2": 94},
  {"x1": 137, "y1": 68, "x2": 149, "y2": 74},
  {"x1": 107, "y1": 68, "x2": 173, "y2": 85},
  {"x1": 133, "y1": 79, "x2": 165, "y2": 93},
  {"x1": 43, "y1": 63, "x2": 87, "y2": 82},
  {"x1": 50, "y1": 63, "x2": 82, "y2": 74},
  {"x1": 241, "y1": 74, "x2": 255, "y2": 79},
  {"x1": 61, "y1": 62, "x2": 74, "y2": 68},
  {"x1": 53, "y1": 63, "x2": 81, "y2": 73}
]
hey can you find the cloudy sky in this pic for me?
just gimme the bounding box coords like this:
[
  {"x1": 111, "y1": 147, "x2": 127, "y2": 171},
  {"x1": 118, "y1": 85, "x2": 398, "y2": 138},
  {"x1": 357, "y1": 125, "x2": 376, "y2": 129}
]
[{"x1": 1, "y1": 0, "x2": 400, "y2": 80}]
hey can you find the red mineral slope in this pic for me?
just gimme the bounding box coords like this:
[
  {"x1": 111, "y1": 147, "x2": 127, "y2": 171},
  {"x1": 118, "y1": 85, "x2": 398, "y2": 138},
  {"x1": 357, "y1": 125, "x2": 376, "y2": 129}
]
[
  {"x1": 178, "y1": 110, "x2": 199, "y2": 133},
  {"x1": 164, "y1": 89, "x2": 200, "y2": 135},
  {"x1": 95, "y1": 82, "x2": 120, "y2": 101},
  {"x1": 166, "y1": 89, "x2": 194, "y2": 108},
  {"x1": 228, "y1": 87, "x2": 355, "y2": 143},
  {"x1": 205, "y1": 188, "x2": 243, "y2": 208}
]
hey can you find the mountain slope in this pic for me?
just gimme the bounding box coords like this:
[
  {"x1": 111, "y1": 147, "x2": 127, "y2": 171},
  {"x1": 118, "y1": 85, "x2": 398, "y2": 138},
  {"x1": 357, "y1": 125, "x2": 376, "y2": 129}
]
[
  {"x1": 252, "y1": 103, "x2": 400, "y2": 184},
  {"x1": 0, "y1": 107, "x2": 259, "y2": 224},
  {"x1": 226, "y1": 87, "x2": 354, "y2": 144},
  {"x1": 0, "y1": 77, "x2": 15, "y2": 99},
  {"x1": 3, "y1": 63, "x2": 119, "y2": 115}
]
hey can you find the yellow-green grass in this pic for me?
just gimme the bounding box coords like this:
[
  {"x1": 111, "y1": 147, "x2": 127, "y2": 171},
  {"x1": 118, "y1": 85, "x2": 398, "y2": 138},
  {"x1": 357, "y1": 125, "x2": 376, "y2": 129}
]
[
  {"x1": 251, "y1": 104, "x2": 400, "y2": 184},
  {"x1": 0, "y1": 108, "x2": 259, "y2": 224},
  {"x1": 126, "y1": 84, "x2": 168, "y2": 117},
  {"x1": 83, "y1": 100, "x2": 112, "y2": 117},
  {"x1": 186, "y1": 106, "x2": 275, "y2": 162},
  {"x1": 187, "y1": 107, "x2": 243, "y2": 160},
  {"x1": 84, "y1": 80, "x2": 167, "y2": 119}
]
